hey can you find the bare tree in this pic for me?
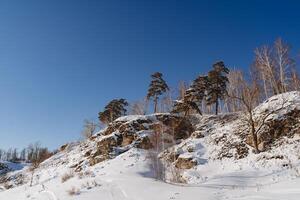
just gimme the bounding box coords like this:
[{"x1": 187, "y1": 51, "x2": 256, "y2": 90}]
[
  {"x1": 177, "y1": 81, "x2": 188, "y2": 100},
  {"x1": 274, "y1": 38, "x2": 294, "y2": 93},
  {"x1": 254, "y1": 38, "x2": 294, "y2": 98},
  {"x1": 129, "y1": 99, "x2": 148, "y2": 115},
  {"x1": 29, "y1": 160, "x2": 40, "y2": 187},
  {"x1": 160, "y1": 89, "x2": 173, "y2": 113},
  {"x1": 254, "y1": 45, "x2": 278, "y2": 97},
  {"x1": 148, "y1": 124, "x2": 166, "y2": 180},
  {"x1": 225, "y1": 69, "x2": 245, "y2": 112},
  {"x1": 147, "y1": 123, "x2": 177, "y2": 181},
  {"x1": 28, "y1": 142, "x2": 52, "y2": 186},
  {"x1": 228, "y1": 77, "x2": 273, "y2": 153},
  {"x1": 290, "y1": 68, "x2": 300, "y2": 91},
  {"x1": 20, "y1": 148, "x2": 26, "y2": 161},
  {"x1": 11, "y1": 148, "x2": 18, "y2": 162},
  {"x1": 81, "y1": 119, "x2": 97, "y2": 139},
  {"x1": 6, "y1": 148, "x2": 12, "y2": 161}
]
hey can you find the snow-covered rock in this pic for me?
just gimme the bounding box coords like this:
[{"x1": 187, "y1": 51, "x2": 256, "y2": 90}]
[{"x1": 0, "y1": 92, "x2": 300, "y2": 199}]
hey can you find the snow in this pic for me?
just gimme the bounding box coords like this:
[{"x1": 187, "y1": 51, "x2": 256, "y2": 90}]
[
  {"x1": 0, "y1": 148, "x2": 299, "y2": 200},
  {"x1": 115, "y1": 114, "x2": 157, "y2": 122},
  {"x1": 0, "y1": 92, "x2": 300, "y2": 199},
  {"x1": 254, "y1": 91, "x2": 300, "y2": 119},
  {"x1": 3, "y1": 161, "x2": 28, "y2": 171},
  {"x1": 0, "y1": 161, "x2": 27, "y2": 175}
]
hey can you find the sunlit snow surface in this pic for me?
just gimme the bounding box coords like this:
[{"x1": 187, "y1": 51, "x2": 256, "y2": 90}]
[
  {"x1": 0, "y1": 92, "x2": 300, "y2": 200},
  {"x1": 0, "y1": 148, "x2": 299, "y2": 200}
]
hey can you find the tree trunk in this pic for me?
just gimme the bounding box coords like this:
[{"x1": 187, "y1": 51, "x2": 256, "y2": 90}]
[
  {"x1": 154, "y1": 97, "x2": 158, "y2": 113},
  {"x1": 30, "y1": 169, "x2": 35, "y2": 187},
  {"x1": 215, "y1": 99, "x2": 219, "y2": 115},
  {"x1": 262, "y1": 73, "x2": 269, "y2": 99},
  {"x1": 110, "y1": 111, "x2": 113, "y2": 123},
  {"x1": 250, "y1": 116, "x2": 259, "y2": 153},
  {"x1": 279, "y1": 58, "x2": 286, "y2": 93}
]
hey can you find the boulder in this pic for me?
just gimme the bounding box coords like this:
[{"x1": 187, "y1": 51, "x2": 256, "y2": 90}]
[
  {"x1": 97, "y1": 135, "x2": 121, "y2": 154},
  {"x1": 135, "y1": 136, "x2": 153, "y2": 149},
  {"x1": 60, "y1": 144, "x2": 69, "y2": 151},
  {"x1": 175, "y1": 157, "x2": 197, "y2": 169},
  {"x1": 89, "y1": 155, "x2": 109, "y2": 166},
  {"x1": 121, "y1": 132, "x2": 136, "y2": 146}
]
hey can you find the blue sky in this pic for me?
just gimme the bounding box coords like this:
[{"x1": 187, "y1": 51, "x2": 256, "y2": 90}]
[{"x1": 1, "y1": 0, "x2": 300, "y2": 150}]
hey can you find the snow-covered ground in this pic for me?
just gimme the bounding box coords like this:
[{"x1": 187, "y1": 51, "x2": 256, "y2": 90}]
[
  {"x1": 1, "y1": 92, "x2": 300, "y2": 200},
  {"x1": 0, "y1": 161, "x2": 27, "y2": 175},
  {"x1": 0, "y1": 148, "x2": 299, "y2": 200}
]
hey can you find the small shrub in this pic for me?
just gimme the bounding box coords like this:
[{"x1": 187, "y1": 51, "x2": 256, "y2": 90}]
[
  {"x1": 168, "y1": 165, "x2": 185, "y2": 183},
  {"x1": 61, "y1": 171, "x2": 74, "y2": 183},
  {"x1": 77, "y1": 170, "x2": 94, "y2": 179},
  {"x1": 81, "y1": 180, "x2": 101, "y2": 190},
  {"x1": 67, "y1": 186, "x2": 80, "y2": 196}
]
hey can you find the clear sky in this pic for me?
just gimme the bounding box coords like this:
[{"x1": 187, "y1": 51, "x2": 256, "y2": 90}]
[{"x1": 1, "y1": 0, "x2": 300, "y2": 150}]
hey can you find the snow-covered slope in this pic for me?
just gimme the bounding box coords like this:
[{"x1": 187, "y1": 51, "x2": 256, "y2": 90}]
[
  {"x1": 0, "y1": 92, "x2": 300, "y2": 200},
  {"x1": 163, "y1": 91, "x2": 300, "y2": 184},
  {"x1": 0, "y1": 161, "x2": 27, "y2": 175}
]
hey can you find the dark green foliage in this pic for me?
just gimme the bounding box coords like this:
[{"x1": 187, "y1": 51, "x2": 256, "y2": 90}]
[
  {"x1": 98, "y1": 98, "x2": 128, "y2": 124},
  {"x1": 172, "y1": 98, "x2": 202, "y2": 116},
  {"x1": 206, "y1": 61, "x2": 230, "y2": 115},
  {"x1": 147, "y1": 72, "x2": 169, "y2": 113},
  {"x1": 172, "y1": 76, "x2": 208, "y2": 116},
  {"x1": 173, "y1": 61, "x2": 229, "y2": 116},
  {"x1": 189, "y1": 76, "x2": 208, "y2": 103}
]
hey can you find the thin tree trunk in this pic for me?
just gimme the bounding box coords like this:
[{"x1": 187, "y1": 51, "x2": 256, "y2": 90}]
[
  {"x1": 215, "y1": 99, "x2": 219, "y2": 115},
  {"x1": 30, "y1": 169, "x2": 35, "y2": 187},
  {"x1": 279, "y1": 56, "x2": 286, "y2": 93},
  {"x1": 110, "y1": 111, "x2": 113, "y2": 122},
  {"x1": 154, "y1": 97, "x2": 158, "y2": 113},
  {"x1": 262, "y1": 73, "x2": 268, "y2": 99},
  {"x1": 250, "y1": 114, "x2": 259, "y2": 153}
]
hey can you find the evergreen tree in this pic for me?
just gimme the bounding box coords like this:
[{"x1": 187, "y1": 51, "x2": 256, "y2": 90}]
[
  {"x1": 147, "y1": 72, "x2": 169, "y2": 113},
  {"x1": 190, "y1": 76, "x2": 208, "y2": 104},
  {"x1": 172, "y1": 76, "x2": 208, "y2": 116},
  {"x1": 98, "y1": 98, "x2": 128, "y2": 124},
  {"x1": 206, "y1": 61, "x2": 229, "y2": 115}
]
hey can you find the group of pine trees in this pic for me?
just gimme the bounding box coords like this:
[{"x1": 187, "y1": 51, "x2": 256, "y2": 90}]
[
  {"x1": 98, "y1": 99, "x2": 128, "y2": 124},
  {"x1": 97, "y1": 38, "x2": 300, "y2": 127},
  {"x1": 172, "y1": 61, "x2": 229, "y2": 116},
  {"x1": 97, "y1": 61, "x2": 230, "y2": 125},
  {"x1": 97, "y1": 71, "x2": 170, "y2": 124},
  {"x1": 98, "y1": 61, "x2": 229, "y2": 124}
]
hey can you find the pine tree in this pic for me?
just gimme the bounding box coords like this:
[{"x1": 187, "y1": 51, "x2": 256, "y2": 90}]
[
  {"x1": 172, "y1": 76, "x2": 207, "y2": 116},
  {"x1": 190, "y1": 76, "x2": 208, "y2": 104},
  {"x1": 206, "y1": 61, "x2": 229, "y2": 115},
  {"x1": 147, "y1": 72, "x2": 169, "y2": 113},
  {"x1": 98, "y1": 98, "x2": 128, "y2": 124}
]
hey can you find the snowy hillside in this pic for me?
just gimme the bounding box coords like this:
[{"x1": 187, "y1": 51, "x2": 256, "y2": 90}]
[
  {"x1": 0, "y1": 92, "x2": 300, "y2": 200},
  {"x1": 0, "y1": 161, "x2": 26, "y2": 175}
]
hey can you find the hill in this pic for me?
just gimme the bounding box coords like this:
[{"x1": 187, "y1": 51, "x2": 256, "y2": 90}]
[{"x1": 0, "y1": 92, "x2": 300, "y2": 199}]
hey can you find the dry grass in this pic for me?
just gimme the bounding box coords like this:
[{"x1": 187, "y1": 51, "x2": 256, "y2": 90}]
[
  {"x1": 77, "y1": 170, "x2": 94, "y2": 179},
  {"x1": 61, "y1": 171, "x2": 74, "y2": 183},
  {"x1": 67, "y1": 186, "x2": 80, "y2": 196}
]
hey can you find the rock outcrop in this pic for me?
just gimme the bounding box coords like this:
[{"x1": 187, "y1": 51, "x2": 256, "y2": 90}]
[{"x1": 83, "y1": 113, "x2": 194, "y2": 167}]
